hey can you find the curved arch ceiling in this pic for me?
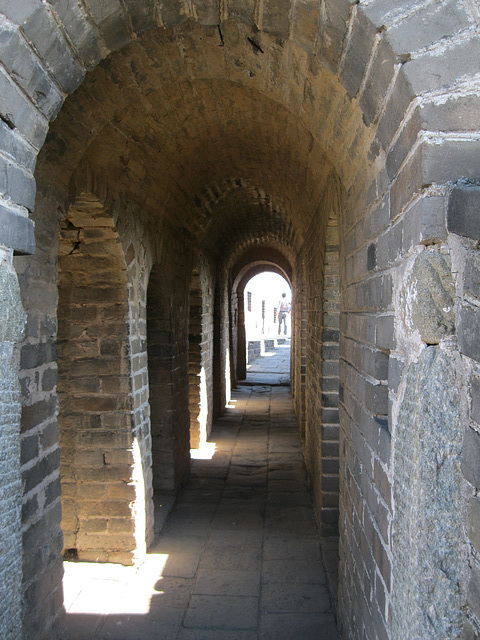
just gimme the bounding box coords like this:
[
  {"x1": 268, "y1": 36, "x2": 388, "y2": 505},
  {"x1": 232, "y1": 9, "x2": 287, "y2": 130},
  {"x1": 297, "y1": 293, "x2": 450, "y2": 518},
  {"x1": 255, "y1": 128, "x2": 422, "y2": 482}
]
[{"x1": 38, "y1": 18, "x2": 383, "y2": 262}]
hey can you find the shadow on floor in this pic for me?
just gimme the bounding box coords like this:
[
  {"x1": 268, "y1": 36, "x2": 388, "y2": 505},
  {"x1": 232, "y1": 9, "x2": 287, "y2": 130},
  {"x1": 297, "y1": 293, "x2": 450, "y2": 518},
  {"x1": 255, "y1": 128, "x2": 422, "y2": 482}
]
[{"x1": 64, "y1": 386, "x2": 339, "y2": 640}]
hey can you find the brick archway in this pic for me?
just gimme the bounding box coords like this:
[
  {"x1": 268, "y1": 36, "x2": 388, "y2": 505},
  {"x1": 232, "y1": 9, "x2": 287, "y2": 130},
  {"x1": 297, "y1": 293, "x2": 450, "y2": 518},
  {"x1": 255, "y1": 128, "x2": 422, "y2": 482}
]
[{"x1": 1, "y1": 1, "x2": 480, "y2": 638}]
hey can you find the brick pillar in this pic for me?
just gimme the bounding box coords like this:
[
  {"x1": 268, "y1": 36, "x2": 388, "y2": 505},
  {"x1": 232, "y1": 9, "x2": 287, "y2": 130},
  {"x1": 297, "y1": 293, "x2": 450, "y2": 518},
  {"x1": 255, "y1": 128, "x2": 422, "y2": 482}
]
[
  {"x1": 236, "y1": 290, "x2": 247, "y2": 381},
  {"x1": 0, "y1": 258, "x2": 27, "y2": 640},
  {"x1": 189, "y1": 268, "x2": 203, "y2": 448},
  {"x1": 57, "y1": 195, "x2": 137, "y2": 565}
]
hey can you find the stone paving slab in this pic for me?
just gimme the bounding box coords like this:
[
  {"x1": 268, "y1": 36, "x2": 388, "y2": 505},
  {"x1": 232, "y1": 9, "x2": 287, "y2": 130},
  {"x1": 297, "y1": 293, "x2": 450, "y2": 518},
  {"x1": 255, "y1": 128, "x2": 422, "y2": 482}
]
[{"x1": 63, "y1": 385, "x2": 339, "y2": 639}]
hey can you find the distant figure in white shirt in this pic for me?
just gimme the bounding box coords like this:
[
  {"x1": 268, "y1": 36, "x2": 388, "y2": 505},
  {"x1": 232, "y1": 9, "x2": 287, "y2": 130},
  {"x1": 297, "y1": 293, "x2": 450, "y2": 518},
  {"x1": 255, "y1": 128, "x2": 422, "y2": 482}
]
[{"x1": 277, "y1": 293, "x2": 290, "y2": 335}]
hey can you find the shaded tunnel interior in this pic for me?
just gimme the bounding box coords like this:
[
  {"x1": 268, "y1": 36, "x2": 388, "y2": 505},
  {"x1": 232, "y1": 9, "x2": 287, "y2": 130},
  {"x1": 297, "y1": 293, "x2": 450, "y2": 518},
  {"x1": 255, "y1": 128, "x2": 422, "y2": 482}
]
[{"x1": 5, "y1": 2, "x2": 480, "y2": 639}]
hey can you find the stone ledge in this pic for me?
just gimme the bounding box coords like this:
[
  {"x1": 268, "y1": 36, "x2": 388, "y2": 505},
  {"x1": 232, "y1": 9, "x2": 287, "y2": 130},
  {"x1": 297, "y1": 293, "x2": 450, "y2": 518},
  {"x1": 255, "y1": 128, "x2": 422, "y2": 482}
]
[
  {"x1": 448, "y1": 184, "x2": 480, "y2": 241},
  {"x1": 0, "y1": 203, "x2": 35, "y2": 254}
]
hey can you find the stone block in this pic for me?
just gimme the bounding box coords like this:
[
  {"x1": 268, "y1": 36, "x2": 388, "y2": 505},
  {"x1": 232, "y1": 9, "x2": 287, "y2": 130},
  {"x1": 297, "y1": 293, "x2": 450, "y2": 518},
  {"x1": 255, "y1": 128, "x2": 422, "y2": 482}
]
[
  {"x1": 21, "y1": 396, "x2": 59, "y2": 433},
  {"x1": 421, "y1": 93, "x2": 480, "y2": 133},
  {"x1": 0, "y1": 260, "x2": 28, "y2": 341},
  {"x1": 402, "y1": 195, "x2": 447, "y2": 252},
  {"x1": 387, "y1": 0, "x2": 470, "y2": 54},
  {"x1": 0, "y1": 203, "x2": 35, "y2": 255},
  {"x1": 262, "y1": 0, "x2": 292, "y2": 39},
  {"x1": 21, "y1": 340, "x2": 57, "y2": 370},
  {"x1": 83, "y1": 0, "x2": 132, "y2": 52},
  {"x1": 121, "y1": 0, "x2": 156, "y2": 34},
  {"x1": 404, "y1": 36, "x2": 480, "y2": 96},
  {"x1": 292, "y1": 0, "x2": 320, "y2": 54},
  {"x1": 409, "y1": 251, "x2": 455, "y2": 344},
  {"x1": 316, "y1": 0, "x2": 351, "y2": 73},
  {"x1": 0, "y1": 118, "x2": 36, "y2": 171},
  {"x1": 341, "y1": 8, "x2": 377, "y2": 98},
  {"x1": 388, "y1": 355, "x2": 403, "y2": 394},
  {"x1": 458, "y1": 303, "x2": 480, "y2": 363},
  {"x1": 360, "y1": 37, "x2": 396, "y2": 126},
  {"x1": 375, "y1": 221, "x2": 402, "y2": 269},
  {"x1": 465, "y1": 252, "x2": 480, "y2": 301},
  {"x1": 11, "y1": 0, "x2": 85, "y2": 94},
  {"x1": 21, "y1": 433, "x2": 39, "y2": 465},
  {"x1": 463, "y1": 427, "x2": 480, "y2": 488},
  {"x1": 390, "y1": 145, "x2": 423, "y2": 220},
  {"x1": 0, "y1": 25, "x2": 63, "y2": 120},
  {"x1": 376, "y1": 71, "x2": 414, "y2": 153},
  {"x1": 386, "y1": 108, "x2": 421, "y2": 180},
  {"x1": 469, "y1": 497, "x2": 480, "y2": 554},
  {"x1": 41, "y1": 367, "x2": 57, "y2": 392},
  {"x1": 468, "y1": 562, "x2": 480, "y2": 623},
  {"x1": 424, "y1": 138, "x2": 480, "y2": 186},
  {"x1": 376, "y1": 314, "x2": 395, "y2": 351},
  {"x1": 461, "y1": 619, "x2": 480, "y2": 640},
  {"x1": 448, "y1": 185, "x2": 480, "y2": 242},
  {"x1": 472, "y1": 376, "x2": 480, "y2": 426},
  {"x1": 46, "y1": 0, "x2": 105, "y2": 70},
  {"x1": 22, "y1": 448, "x2": 60, "y2": 494}
]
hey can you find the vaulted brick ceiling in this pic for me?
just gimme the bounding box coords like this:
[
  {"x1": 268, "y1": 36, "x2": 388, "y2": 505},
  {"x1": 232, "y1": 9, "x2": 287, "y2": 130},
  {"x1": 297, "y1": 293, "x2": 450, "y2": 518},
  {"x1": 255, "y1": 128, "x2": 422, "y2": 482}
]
[{"x1": 38, "y1": 19, "x2": 373, "y2": 264}]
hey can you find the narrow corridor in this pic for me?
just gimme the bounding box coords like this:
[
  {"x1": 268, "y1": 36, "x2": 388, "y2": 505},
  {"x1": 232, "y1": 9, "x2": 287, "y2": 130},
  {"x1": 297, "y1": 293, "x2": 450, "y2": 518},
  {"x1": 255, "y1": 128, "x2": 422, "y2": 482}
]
[{"x1": 65, "y1": 356, "x2": 338, "y2": 639}]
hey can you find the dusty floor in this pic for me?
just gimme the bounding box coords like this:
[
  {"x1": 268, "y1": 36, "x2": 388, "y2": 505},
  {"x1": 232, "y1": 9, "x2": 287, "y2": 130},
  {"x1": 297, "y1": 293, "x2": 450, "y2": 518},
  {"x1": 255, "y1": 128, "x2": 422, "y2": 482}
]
[{"x1": 64, "y1": 343, "x2": 339, "y2": 639}]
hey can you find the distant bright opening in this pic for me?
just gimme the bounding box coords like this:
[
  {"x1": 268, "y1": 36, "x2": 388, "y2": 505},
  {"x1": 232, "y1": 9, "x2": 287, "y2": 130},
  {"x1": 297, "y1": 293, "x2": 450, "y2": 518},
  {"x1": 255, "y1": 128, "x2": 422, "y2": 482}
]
[{"x1": 244, "y1": 273, "x2": 292, "y2": 341}]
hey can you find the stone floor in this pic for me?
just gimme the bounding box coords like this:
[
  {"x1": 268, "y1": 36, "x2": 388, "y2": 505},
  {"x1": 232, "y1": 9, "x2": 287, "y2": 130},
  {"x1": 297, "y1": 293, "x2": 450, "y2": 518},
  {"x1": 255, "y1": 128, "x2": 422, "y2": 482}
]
[
  {"x1": 245, "y1": 338, "x2": 291, "y2": 386},
  {"x1": 64, "y1": 344, "x2": 339, "y2": 640}
]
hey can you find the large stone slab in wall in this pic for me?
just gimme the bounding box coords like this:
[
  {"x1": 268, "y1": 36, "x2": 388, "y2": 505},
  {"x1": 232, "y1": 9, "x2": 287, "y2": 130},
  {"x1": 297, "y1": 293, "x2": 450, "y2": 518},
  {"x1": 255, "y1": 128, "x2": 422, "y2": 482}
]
[{"x1": 392, "y1": 346, "x2": 464, "y2": 640}]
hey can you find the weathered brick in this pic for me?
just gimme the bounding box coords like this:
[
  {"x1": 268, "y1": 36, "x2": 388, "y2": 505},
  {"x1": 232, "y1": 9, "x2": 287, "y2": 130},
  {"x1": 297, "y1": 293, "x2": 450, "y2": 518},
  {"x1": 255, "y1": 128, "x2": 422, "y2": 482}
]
[
  {"x1": 468, "y1": 562, "x2": 480, "y2": 621},
  {"x1": 375, "y1": 70, "x2": 414, "y2": 152},
  {"x1": 387, "y1": 0, "x2": 470, "y2": 54},
  {"x1": 4, "y1": 0, "x2": 85, "y2": 94},
  {"x1": 386, "y1": 108, "x2": 421, "y2": 180},
  {"x1": 341, "y1": 8, "x2": 377, "y2": 98},
  {"x1": 458, "y1": 304, "x2": 480, "y2": 363},
  {"x1": 21, "y1": 396, "x2": 58, "y2": 433},
  {"x1": 0, "y1": 25, "x2": 63, "y2": 120},
  {"x1": 22, "y1": 448, "x2": 60, "y2": 494},
  {"x1": 463, "y1": 427, "x2": 480, "y2": 487},
  {"x1": 0, "y1": 203, "x2": 35, "y2": 254},
  {"x1": 360, "y1": 37, "x2": 396, "y2": 126},
  {"x1": 448, "y1": 185, "x2": 480, "y2": 242},
  {"x1": 402, "y1": 195, "x2": 447, "y2": 252},
  {"x1": 21, "y1": 433, "x2": 39, "y2": 464},
  {"x1": 404, "y1": 35, "x2": 480, "y2": 95},
  {"x1": 21, "y1": 340, "x2": 57, "y2": 370},
  {"x1": 472, "y1": 376, "x2": 480, "y2": 426},
  {"x1": 83, "y1": 0, "x2": 132, "y2": 52}
]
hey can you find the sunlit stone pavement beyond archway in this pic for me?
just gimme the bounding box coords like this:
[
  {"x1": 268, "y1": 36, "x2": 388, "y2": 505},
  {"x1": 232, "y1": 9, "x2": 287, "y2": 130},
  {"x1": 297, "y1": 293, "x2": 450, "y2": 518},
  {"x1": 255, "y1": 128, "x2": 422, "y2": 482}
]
[{"x1": 64, "y1": 346, "x2": 338, "y2": 639}]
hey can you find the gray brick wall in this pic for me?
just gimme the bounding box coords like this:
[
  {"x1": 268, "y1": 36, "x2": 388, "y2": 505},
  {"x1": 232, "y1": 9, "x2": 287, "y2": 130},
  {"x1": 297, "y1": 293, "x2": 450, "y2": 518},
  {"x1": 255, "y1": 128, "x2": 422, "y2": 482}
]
[{"x1": 0, "y1": 1, "x2": 478, "y2": 639}]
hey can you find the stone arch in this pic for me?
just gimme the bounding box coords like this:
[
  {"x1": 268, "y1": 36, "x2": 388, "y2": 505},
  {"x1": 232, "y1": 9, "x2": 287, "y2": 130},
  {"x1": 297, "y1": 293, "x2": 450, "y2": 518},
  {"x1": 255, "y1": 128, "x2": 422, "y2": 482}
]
[
  {"x1": 57, "y1": 192, "x2": 137, "y2": 564},
  {"x1": 0, "y1": 1, "x2": 479, "y2": 639},
  {"x1": 230, "y1": 246, "x2": 293, "y2": 383}
]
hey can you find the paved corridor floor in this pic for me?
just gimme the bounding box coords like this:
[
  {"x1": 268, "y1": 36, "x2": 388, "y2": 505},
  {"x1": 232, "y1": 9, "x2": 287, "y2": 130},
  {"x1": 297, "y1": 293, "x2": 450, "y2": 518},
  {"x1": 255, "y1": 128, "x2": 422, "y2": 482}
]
[
  {"x1": 64, "y1": 384, "x2": 339, "y2": 639},
  {"x1": 245, "y1": 339, "x2": 291, "y2": 386}
]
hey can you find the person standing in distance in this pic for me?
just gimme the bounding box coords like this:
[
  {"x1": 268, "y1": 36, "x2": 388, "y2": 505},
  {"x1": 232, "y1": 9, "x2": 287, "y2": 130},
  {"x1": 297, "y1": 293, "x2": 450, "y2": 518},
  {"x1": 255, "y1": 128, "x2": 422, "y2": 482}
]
[{"x1": 277, "y1": 293, "x2": 290, "y2": 336}]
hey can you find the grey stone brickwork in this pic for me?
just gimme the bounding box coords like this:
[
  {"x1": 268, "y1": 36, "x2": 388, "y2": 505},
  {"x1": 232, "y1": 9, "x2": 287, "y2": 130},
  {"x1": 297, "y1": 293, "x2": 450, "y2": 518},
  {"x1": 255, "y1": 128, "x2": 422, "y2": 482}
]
[
  {"x1": 392, "y1": 347, "x2": 464, "y2": 640},
  {"x1": 0, "y1": 261, "x2": 26, "y2": 640},
  {"x1": 0, "y1": 1, "x2": 478, "y2": 640}
]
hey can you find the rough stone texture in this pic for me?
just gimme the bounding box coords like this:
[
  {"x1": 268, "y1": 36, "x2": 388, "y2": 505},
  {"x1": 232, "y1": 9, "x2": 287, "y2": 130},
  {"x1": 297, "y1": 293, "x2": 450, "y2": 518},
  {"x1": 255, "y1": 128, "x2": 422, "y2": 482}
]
[
  {"x1": 57, "y1": 194, "x2": 137, "y2": 564},
  {"x1": 0, "y1": 1, "x2": 478, "y2": 639},
  {"x1": 0, "y1": 336, "x2": 25, "y2": 640},
  {"x1": 392, "y1": 346, "x2": 464, "y2": 640},
  {"x1": 448, "y1": 184, "x2": 480, "y2": 242},
  {"x1": 409, "y1": 251, "x2": 455, "y2": 345},
  {"x1": 458, "y1": 304, "x2": 480, "y2": 363},
  {"x1": 0, "y1": 264, "x2": 26, "y2": 640}
]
